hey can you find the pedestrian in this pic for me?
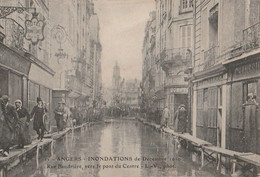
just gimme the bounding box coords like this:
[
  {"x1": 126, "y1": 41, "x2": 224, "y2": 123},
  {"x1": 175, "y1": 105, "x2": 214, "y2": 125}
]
[
  {"x1": 15, "y1": 99, "x2": 31, "y2": 148},
  {"x1": 0, "y1": 95, "x2": 19, "y2": 156},
  {"x1": 70, "y1": 107, "x2": 77, "y2": 127},
  {"x1": 174, "y1": 104, "x2": 187, "y2": 133},
  {"x1": 31, "y1": 97, "x2": 47, "y2": 141},
  {"x1": 161, "y1": 106, "x2": 170, "y2": 128},
  {"x1": 54, "y1": 99, "x2": 66, "y2": 131},
  {"x1": 42, "y1": 101, "x2": 50, "y2": 133}
]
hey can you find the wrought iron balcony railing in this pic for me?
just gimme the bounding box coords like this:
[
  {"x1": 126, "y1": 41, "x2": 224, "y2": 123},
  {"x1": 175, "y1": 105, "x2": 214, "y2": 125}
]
[
  {"x1": 243, "y1": 22, "x2": 260, "y2": 51},
  {"x1": 160, "y1": 47, "x2": 192, "y2": 72},
  {"x1": 204, "y1": 45, "x2": 219, "y2": 70}
]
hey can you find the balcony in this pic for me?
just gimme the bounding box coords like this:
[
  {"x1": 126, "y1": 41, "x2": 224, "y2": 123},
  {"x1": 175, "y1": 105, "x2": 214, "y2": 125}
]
[
  {"x1": 204, "y1": 45, "x2": 219, "y2": 70},
  {"x1": 243, "y1": 22, "x2": 260, "y2": 51},
  {"x1": 160, "y1": 48, "x2": 192, "y2": 72}
]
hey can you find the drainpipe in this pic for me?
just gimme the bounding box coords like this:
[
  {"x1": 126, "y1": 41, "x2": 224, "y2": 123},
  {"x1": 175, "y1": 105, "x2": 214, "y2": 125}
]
[{"x1": 189, "y1": 1, "x2": 197, "y2": 135}]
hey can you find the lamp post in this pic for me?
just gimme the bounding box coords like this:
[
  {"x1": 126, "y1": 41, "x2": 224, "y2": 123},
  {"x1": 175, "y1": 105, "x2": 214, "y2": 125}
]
[{"x1": 52, "y1": 25, "x2": 68, "y2": 63}]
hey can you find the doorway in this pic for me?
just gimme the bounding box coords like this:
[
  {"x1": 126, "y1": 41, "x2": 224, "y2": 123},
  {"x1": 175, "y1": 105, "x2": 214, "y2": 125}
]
[{"x1": 0, "y1": 68, "x2": 8, "y2": 97}]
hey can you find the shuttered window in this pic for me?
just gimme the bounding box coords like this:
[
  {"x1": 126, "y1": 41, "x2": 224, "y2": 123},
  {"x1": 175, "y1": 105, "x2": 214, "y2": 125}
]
[
  {"x1": 231, "y1": 82, "x2": 243, "y2": 129},
  {"x1": 196, "y1": 89, "x2": 204, "y2": 126}
]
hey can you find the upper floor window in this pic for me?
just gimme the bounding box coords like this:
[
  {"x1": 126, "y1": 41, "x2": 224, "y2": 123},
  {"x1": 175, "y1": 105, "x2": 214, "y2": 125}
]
[
  {"x1": 180, "y1": 0, "x2": 193, "y2": 13},
  {"x1": 180, "y1": 25, "x2": 192, "y2": 49}
]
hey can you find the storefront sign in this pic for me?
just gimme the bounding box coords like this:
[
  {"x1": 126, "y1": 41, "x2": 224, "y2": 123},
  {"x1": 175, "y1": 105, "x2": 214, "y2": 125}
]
[
  {"x1": 0, "y1": 43, "x2": 31, "y2": 75},
  {"x1": 197, "y1": 75, "x2": 224, "y2": 87},
  {"x1": 170, "y1": 88, "x2": 188, "y2": 94},
  {"x1": 233, "y1": 60, "x2": 260, "y2": 78},
  {"x1": 24, "y1": 16, "x2": 45, "y2": 45}
]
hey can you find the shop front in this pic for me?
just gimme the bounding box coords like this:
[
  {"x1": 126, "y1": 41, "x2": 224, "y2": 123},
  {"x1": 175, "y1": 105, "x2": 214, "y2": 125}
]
[
  {"x1": 192, "y1": 65, "x2": 227, "y2": 147},
  {"x1": 0, "y1": 42, "x2": 31, "y2": 104},
  {"x1": 27, "y1": 58, "x2": 55, "y2": 133},
  {"x1": 166, "y1": 87, "x2": 188, "y2": 126},
  {"x1": 225, "y1": 56, "x2": 260, "y2": 154}
]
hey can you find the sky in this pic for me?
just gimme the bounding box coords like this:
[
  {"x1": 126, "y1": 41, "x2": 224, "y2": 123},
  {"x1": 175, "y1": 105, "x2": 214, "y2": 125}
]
[{"x1": 94, "y1": 0, "x2": 155, "y2": 87}]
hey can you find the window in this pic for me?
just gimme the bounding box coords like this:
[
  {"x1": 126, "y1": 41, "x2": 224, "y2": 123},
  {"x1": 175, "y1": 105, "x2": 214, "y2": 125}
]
[
  {"x1": 209, "y1": 4, "x2": 219, "y2": 47},
  {"x1": 180, "y1": 0, "x2": 193, "y2": 12},
  {"x1": 180, "y1": 25, "x2": 192, "y2": 50}
]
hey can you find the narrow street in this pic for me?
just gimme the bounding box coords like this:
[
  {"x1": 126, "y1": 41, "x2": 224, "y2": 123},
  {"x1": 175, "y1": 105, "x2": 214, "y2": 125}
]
[{"x1": 5, "y1": 119, "x2": 221, "y2": 177}]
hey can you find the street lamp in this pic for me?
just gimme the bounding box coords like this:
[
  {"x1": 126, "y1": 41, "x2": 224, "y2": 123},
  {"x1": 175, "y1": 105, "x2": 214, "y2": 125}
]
[{"x1": 51, "y1": 25, "x2": 68, "y2": 63}]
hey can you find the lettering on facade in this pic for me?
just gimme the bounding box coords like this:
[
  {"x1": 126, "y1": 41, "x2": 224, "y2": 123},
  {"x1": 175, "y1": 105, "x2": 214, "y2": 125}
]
[
  {"x1": 170, "y1": 88, "x2": 188, "y2": 94},
  {"x1": 24, "y1": 16, "x2": 45, "y2": 45},
  {"x1": 234, "y1": 60, "x2": 260, "y2": 78},
  {"x1": 197, "y1": 75, "x2": 224, "y2": 87}
]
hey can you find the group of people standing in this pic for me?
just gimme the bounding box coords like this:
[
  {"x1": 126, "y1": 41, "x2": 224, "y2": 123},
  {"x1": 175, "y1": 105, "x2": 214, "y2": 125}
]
[
  {"x1": 161, "y1": 104, "x2": 188, "y2": 133},
  {"x1": 0, "y1": 94, "x2": 100, "y2": 157},
  {"x1": 0, "y1": 95, "x2": 47, "y2": 157}
]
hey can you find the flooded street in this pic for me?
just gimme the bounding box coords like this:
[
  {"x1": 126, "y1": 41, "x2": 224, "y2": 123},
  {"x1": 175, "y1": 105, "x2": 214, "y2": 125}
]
[{"x1": 8, "y1": 119, "x2": 222, "y2": 177}]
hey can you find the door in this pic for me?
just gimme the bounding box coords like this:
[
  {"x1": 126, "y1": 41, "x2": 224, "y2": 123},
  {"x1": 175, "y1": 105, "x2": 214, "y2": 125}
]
[
  {"x1": 207, "y1": 87, "x2": 218, "y2": 145},
  {"x1": 0, "y1": 68, "x2": 8, "y2": 97},
  {"x1": 243, "y1": 81, "x2": 259, "y2": 153}
]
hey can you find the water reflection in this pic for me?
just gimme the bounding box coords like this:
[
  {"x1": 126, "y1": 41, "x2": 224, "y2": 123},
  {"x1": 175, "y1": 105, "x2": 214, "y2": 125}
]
[{"x1": 8, "y1": 120, "x2": 223, "y2": 177}]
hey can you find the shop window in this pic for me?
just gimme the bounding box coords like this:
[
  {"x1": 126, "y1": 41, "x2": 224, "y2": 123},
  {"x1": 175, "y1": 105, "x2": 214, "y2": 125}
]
[
  {"x1": 203, "y1": 88, "x2": 208, "y2": 109},
  {"x1": 243, "y1": 81, "x2": 258, "y2": 103},
  {"x1": 196, "y1": 90, "x2": 204, "y2": 126}
]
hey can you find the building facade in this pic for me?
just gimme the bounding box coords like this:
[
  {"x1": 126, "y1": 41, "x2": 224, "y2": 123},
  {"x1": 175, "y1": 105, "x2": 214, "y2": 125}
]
[
  {"x1": 192, "y1": 0, "x2": 260, "y2": 154},
  {"x1": 142, "y1": 0, "x2": 193, "y2": 126},
  {"x1": 0, "y1": 0, "x2": 102, "y2": 132},
  {"x1": 142, "y1": 11, "x2": 157, "y2": 113},
  {"x1": 48, "y1": 0, "x2": 102, "y2": 116},
  {"x1": 0, "y1": 0, "x2": 55, "y2": 134}
]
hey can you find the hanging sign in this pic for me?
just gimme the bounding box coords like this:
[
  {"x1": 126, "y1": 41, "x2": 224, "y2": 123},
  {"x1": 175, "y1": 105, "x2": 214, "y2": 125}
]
[{"x1": 24, "y1": 14, "x2": 45, "y2": 45}]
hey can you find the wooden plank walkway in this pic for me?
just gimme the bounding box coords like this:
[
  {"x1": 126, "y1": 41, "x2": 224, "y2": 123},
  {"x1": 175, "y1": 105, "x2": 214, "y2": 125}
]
[
  {"x1": 235, "y1": 153, "x2": 260, "y2": 167},
  {"x1": 137, "y1": 117, "x2": 260, "y2": 174},
  {"x1": 0, "y1": 139, "x2": 52, "y2": 167},
  {"x1": 0, "y1": 121, "x2": 97, "y2": 169},
  {"x1": 179, "y1": 133, "x2": 212, "y2": 147},
  {"x1": 203, "y1": 146, "x2": 242, "y2": 157}
]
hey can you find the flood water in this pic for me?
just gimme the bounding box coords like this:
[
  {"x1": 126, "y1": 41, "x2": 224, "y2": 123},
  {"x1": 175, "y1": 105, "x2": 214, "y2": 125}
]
[{"x1": 8, "y1": 119, "x2": 223, "y2": 177}]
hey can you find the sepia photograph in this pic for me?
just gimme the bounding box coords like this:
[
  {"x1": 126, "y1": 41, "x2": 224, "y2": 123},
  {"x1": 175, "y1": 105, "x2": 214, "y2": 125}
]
[{"x1": 0, "y1": 0, "x2": 260, "y2": 176}]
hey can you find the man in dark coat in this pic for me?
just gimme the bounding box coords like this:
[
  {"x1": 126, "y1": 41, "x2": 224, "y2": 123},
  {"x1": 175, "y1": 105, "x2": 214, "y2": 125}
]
[
  {"x1": 174, "y1": 104, "x2": 187, "y2": 133},
  {"x1": 54, "y1": 100, "x2": 66, "y2": 131},
  {"x1": 0, "y1": 95, "x2": 19, "y2": 156},
  {"x1": 31, "y1": 97, "x2": 47, "y2": 141},
  {"x1": 15, "y1": 99, "x2": 31, "y2": 148}
]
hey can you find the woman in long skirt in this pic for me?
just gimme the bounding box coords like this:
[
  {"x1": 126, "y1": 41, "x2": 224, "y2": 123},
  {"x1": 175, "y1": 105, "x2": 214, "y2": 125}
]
[
  {"x1": 31, "y1": 97, "x2": 47, "y2": 141},
  {"x1": 15, "y1": 99, "x2": 31, "y2": 148}
]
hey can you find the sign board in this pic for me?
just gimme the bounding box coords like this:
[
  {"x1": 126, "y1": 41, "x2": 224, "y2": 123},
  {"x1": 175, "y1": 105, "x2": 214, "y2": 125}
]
[
  {"x1": 170, "y1": 87, "x2": 188, "y2": 94},
  {"x1": 0, "y1": 43, "x2": 31, "y2": 75},
  {"x1": 24, "y1": 16, "x2": 45, "y2": 45},
  {"x1": 233, "y1": 60, "x2": 260, "y2": 79}
]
